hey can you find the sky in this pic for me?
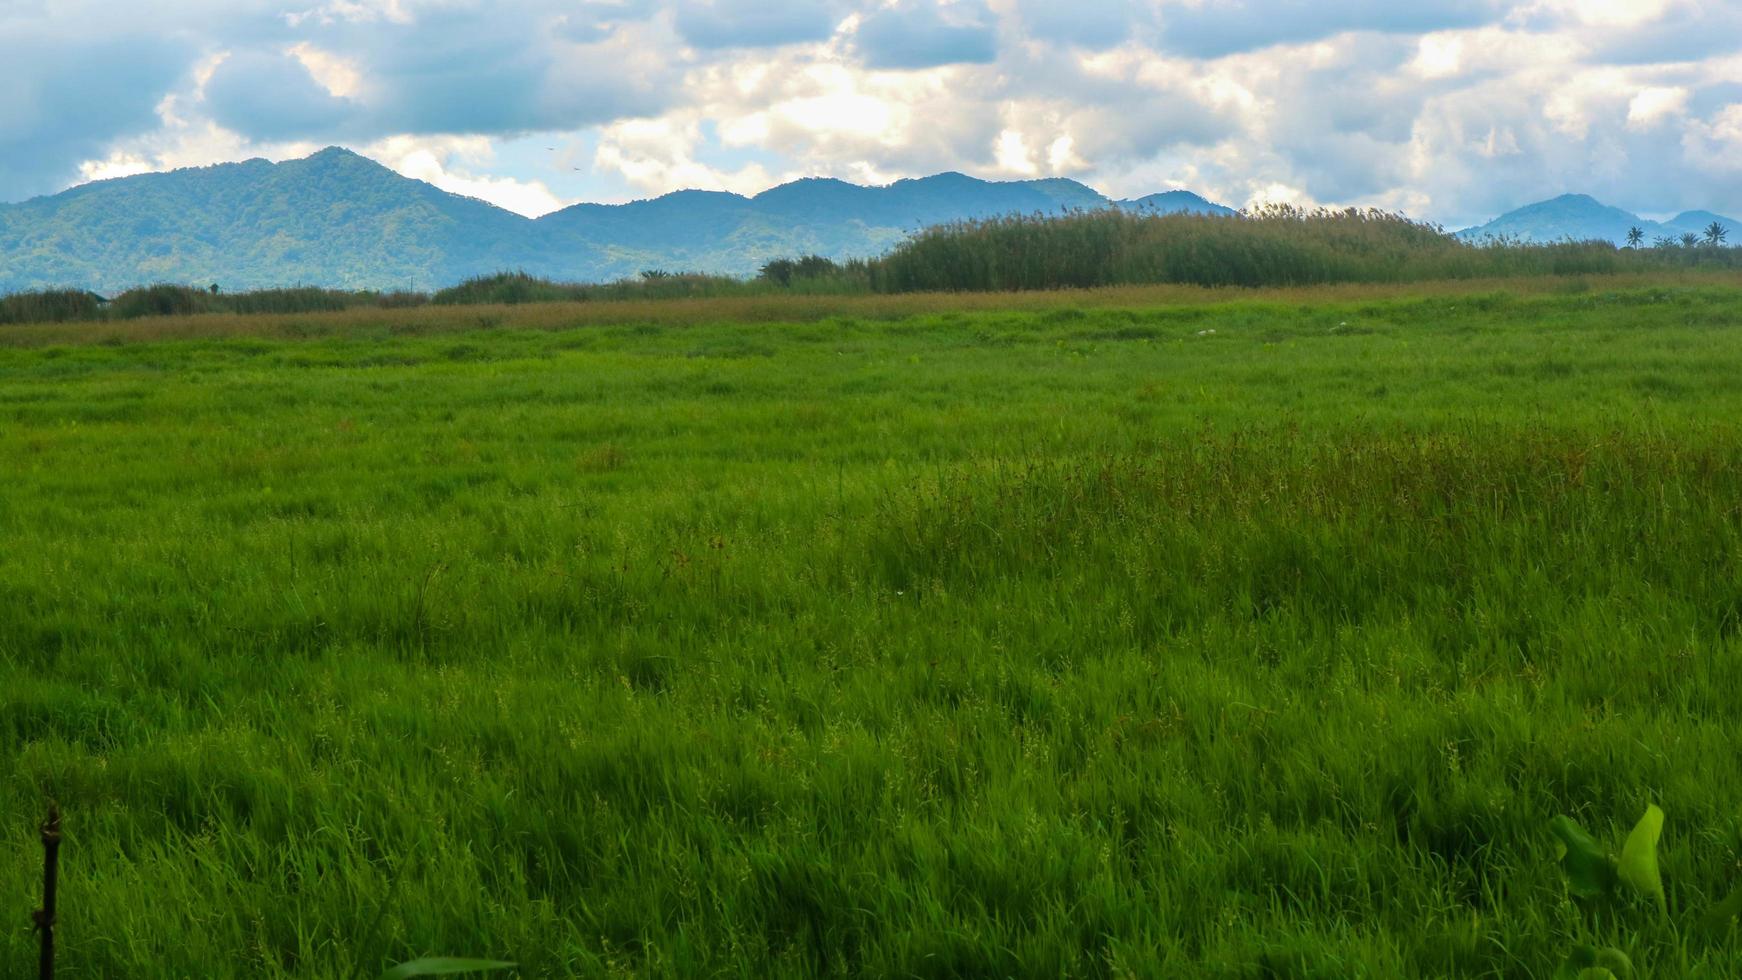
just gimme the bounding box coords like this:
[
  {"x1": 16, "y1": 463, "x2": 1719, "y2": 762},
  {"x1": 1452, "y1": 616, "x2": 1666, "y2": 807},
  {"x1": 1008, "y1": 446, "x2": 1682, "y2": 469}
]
[{"x1": 3, "y1": 0, "x2": 1740, "y2": 228}]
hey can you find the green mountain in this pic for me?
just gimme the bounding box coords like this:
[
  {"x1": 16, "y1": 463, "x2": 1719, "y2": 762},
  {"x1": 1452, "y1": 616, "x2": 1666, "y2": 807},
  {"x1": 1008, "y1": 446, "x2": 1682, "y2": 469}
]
[
  {"x1": 0, "y1": 148, "x2": 1236, "y2": 293},
  {"x1": 0, "y1": 148, "x2": 574, "y2": 293},
  {"x1": 1457, "y1": 193, "x2": 1739, "y2": 246}
]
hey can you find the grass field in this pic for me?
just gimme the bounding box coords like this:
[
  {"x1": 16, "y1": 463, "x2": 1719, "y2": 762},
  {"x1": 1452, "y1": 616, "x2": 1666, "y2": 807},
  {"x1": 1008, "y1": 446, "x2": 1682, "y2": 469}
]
[{"x1": 5, "y1": 277, "x2": 1742, "y2": 977}]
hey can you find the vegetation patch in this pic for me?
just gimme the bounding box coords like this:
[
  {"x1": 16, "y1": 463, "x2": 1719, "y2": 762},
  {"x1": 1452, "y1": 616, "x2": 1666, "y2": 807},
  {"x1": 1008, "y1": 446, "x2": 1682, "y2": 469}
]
[{"x1": 4, "y1": 284, "x2": 1742, "y2": 976}]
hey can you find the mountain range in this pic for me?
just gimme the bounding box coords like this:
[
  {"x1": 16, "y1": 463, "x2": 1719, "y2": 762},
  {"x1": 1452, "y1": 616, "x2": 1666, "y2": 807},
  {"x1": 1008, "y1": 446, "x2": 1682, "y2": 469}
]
[
  {"x1": 1, "y1": 147, "x2": 1734, "y2": 294},
  {"x1": 0, "y1": 147, "x2": 1233, "y2": 294},
  {"x1": 1455, "y1": 193, "x2": 1738, "y2": 246}
]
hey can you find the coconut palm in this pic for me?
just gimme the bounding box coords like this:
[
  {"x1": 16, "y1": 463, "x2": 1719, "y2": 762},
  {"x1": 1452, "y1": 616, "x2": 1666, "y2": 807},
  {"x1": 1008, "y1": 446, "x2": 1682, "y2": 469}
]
[
  {"x1": 1681, "y1": 232, "x2": 1701, "y2": 248},
  {"x1": 1705, "y1": 221, "x2": 1729, "y2": 247},
  {"x1": 1626, "y1": 226, "x2": 1645, "y2": 248}
]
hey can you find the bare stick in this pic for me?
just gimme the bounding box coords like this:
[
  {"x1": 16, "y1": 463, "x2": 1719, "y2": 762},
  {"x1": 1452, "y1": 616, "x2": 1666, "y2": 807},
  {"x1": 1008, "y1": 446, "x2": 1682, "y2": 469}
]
[{"x1": 35, "y1": 803, "x2": 61, "y2": 980}]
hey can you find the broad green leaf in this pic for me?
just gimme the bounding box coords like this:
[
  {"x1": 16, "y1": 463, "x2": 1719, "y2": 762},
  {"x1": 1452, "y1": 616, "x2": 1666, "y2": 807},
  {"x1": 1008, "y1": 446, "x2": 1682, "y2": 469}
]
[
  {"x1": 1551, "y1": 816, "x2": 1618, "y2": 899},
  {"x1": 1695, "y1": 880, "x2": 1742, "y2": 937},
  {"x1": 1617, "y1": 804, "x2": 1666, "y2": 915},
  {"x1": 1555, "y1": 945, "x2": 1631, "y2": 980},
  {"x1": 376, "y1": 957, "x2": 516, "y2": 980},
  {"x1": 1592, "y1": 947, "x2": 1634, "y2": 977},
  {"x1": 1554, "y1": 945, "x2": 1601, "y2": 980}
]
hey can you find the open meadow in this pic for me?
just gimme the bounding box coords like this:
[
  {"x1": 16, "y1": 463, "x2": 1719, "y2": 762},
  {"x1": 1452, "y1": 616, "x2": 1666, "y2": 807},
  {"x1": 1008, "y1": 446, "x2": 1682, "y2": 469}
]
[{"x1": 5, "y1": 276, "x2": 1742, "y2": 977}]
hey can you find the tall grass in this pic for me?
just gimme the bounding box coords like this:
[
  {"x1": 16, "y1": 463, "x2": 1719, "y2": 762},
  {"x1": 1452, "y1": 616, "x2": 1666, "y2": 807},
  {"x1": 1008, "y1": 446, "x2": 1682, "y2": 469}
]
[
  {"x1": 429, "y1": 269, "x2": 780, "y2": 305},
  {"x1": 106, "y1": 283, "x2": 433, "y2": 317},
  {"x1": 428, "y1": 266, "x2": 869, "y2": 304},
  {"x1": 0, "y1": 288, "x2": 105, "y2": 324},
  {"x1": 865, "y1": 205, "x2": 1682, "y2": 291}
]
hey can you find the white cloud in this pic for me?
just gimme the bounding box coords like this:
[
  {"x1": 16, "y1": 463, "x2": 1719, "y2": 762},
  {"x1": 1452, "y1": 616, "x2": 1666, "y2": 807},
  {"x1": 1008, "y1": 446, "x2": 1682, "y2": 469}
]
[
  {"x1": 77, "y1": 154, "x2": 157, "y2": 184},
  {"x1": 592, "y1": 117, "x2": 779, "y2": 195},
  {"x1": 287, "y1": 43, "x2": 364, "y2": 98},
  {"x1": 7, "y1": 0, "x2": 1742, "y2": 227},
  {"x1": 1047, "y1": 135, "x2": 1085, "y2": 172},
  {"x1": 1246, "y1": 182, "x2": 1316, "y2": 210},
  {"x1": 1477, "y1": 126, "x2": 1523, "y2": 157},
  {"x1": 1627, "y1": 85, "x2": 1688, "y2": 127},
  {"x1": 993, "y1": 129, "x2": 1037, "y2": 175},
  {"x1": 366, "y1": 135, "x2": 569, "y2": 215},
  {"x1": 1521, "y1": 0, "x2": 1679, "y2": 29},
  {"x1": 1683, "y1": 103, "x2": 1742, "y2": 172},
  {"x1": 1411, "y1": 35, "x2": 1464, "y2": 78}
]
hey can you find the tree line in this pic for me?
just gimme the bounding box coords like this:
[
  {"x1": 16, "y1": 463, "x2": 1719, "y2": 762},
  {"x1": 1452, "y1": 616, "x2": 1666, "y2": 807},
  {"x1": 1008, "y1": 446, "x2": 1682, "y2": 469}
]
[
  {"x1": 6, "y1": 207, "x2": 1740, "y2": 324},
  {"x1": 1626, "y1": 222, "x2": 1729, "y2": 249}
]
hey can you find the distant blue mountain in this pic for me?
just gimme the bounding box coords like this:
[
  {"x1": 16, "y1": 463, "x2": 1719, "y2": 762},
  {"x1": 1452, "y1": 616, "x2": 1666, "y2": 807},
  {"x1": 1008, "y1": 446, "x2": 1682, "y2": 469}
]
[
  {"x1": 1119, "y1": 190, "x2": 1237, "y2": 217},
  {"x1": 1660, "y1": 210, "x2": 1740, "y2": 238},
  {"x1": 1457, "y1": 193, "x2": 1739, "y2": 246},
  {"x1": 0, "y1": 148, "x2": 1238, "y2": 293}
]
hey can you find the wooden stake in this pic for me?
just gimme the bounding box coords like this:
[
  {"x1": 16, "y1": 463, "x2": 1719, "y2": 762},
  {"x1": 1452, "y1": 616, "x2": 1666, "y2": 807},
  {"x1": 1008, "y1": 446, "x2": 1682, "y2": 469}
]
[{"x1": 35, "y1": 804, "x2": 60, "y2": 980}]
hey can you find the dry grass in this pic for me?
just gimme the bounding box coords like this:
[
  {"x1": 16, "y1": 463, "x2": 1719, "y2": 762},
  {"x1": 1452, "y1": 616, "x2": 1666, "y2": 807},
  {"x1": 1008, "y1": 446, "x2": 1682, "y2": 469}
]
[{"x1": 6, "y1": 270, "x2": 1740, "y2": 349}]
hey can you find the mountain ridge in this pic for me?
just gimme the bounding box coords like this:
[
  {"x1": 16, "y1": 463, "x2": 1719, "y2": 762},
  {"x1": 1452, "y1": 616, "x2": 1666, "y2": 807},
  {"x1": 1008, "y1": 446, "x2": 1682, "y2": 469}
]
[
  {"x1": 2, "y1": 147, "x2": 1735, "y2": 293},
  {"x1": 0, "y1": 147, "x2": 1243, "y2": 293},
  {"x1": 1457, "y1": 193, "x2": 1739, "y2": 246}
]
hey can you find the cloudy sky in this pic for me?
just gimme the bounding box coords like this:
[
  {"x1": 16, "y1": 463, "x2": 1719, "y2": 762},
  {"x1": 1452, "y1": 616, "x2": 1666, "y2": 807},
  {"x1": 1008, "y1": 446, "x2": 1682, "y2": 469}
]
[{"x1": 4, "y1": 0, "x2": 1740, "y2": 227}]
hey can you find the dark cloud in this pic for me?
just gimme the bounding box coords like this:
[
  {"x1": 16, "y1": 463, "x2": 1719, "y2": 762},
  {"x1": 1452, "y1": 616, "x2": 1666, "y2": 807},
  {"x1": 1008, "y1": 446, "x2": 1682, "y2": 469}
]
[
  {"x1": 0, "y1": 34, "x2": 192, "y2": 199},
  {"x1": 1012, "y1": 0, "x2": 1149, "y2": 49},
  {"x1": 1158, "y1": 0, "x2": 1503, "y2": 57},
  {"x1": 553, "y1": 1, "x2": 661, "y2": 44},
  {"x1": 1069, "y1": 100, "x2": 1235, "y2": 161},
  {"x1": 1282, "y1": 37, "x2": 1423, "y2": 138},
  {"x1": 1584, "y1": 6, "x2": 1742, "y2": 65},
  {"x1": 358, "y1": 26, "x2": 562, "y2": 134},
  {"x1": 203, "y1": 50, "x2": 358, "y2": 141},
  {"x1": 1688, "y1": 83, "x2": 1742, "y2": 118},
  {"x1": 234, "y1": 7, "x2": 678, "y2": 139},
  {"x1": 855, "y1": 1, "x2": 998, "y2": 69},
  {"x1": 674, "y1": 0, "x2": 844, "y2": 49}
]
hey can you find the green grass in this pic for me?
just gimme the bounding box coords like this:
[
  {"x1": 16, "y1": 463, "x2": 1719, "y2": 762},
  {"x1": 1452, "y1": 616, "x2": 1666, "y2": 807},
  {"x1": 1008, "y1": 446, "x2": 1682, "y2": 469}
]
[{"x1": 4, "y1": 281, "x2": 1742, "y2": 977}]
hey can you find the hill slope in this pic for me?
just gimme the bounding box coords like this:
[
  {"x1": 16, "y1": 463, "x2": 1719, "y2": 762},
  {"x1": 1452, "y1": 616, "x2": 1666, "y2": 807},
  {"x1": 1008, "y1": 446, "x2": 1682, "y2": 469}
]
[{"x1": 0, "y1": 149, "x2": 1236, "y2": 292}]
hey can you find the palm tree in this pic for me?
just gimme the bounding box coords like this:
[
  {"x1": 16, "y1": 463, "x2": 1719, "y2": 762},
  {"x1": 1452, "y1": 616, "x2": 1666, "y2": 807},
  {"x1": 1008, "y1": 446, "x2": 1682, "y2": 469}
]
[
  {"x1": 1626, "y1": 226, "x2": 1645, "y2": 248},
  {"x1": 1681, "y1": 232, "x2": 1701, "y2": 248},
  {"x1": 1705, "y1": 221, "x2": 1729, "y2": 247}
]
